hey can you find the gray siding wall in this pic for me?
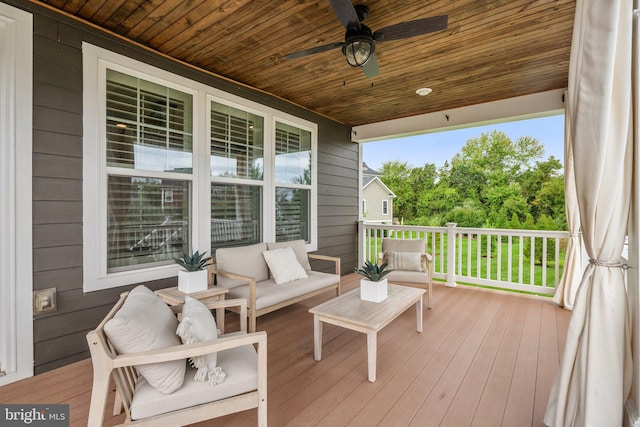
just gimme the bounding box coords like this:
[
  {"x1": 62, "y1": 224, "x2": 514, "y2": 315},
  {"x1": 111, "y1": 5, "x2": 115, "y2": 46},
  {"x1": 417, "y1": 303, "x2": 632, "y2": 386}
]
[{"x1": 6, "y1": 0, "x2": 358, "y2": 374}]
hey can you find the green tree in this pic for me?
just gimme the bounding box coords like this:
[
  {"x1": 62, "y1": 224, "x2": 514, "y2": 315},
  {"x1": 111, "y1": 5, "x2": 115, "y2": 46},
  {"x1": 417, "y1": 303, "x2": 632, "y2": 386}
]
[{"x1": 371, "y1": 128, "x2": 566, "y2": 231}]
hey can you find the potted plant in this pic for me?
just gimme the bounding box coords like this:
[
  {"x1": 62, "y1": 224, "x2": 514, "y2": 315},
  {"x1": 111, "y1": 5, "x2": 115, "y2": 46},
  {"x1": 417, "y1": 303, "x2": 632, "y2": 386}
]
[
  {"x1": 354, "y1": 260, "x2": 392, "y2": 302},
  {"x1": 175, "y1": 250, "x2": 212, "y2": 294}
]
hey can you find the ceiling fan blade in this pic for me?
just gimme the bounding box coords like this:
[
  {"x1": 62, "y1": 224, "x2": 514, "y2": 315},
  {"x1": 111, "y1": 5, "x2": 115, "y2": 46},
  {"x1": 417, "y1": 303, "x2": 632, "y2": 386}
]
[
  {"x1": 329, "y1": 0, "x2": 361, "y2": 30},
  {"x1": 362, "y1": 53, "x2": 379, "y2": 78},
  {"x1": 373, "y1": 15, "x2": 448, "y2": 41},
  {"x1": 284, "y1": 41, "x2": 344, "y2": 60}
]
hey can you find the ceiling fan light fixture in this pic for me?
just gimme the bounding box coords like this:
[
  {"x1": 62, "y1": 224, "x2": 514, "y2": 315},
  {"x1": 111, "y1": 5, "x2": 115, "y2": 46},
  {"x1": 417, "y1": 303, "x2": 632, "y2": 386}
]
[
  {"x1": 342, "y1": 25, "x2": 375, "y2": 67},
  {"x1": 343, "y1": 38, "x2": 375, "y2": 66}
]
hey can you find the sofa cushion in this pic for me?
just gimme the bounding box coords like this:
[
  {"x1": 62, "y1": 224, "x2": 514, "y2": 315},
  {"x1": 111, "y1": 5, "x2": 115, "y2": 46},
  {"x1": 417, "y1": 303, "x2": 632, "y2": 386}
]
[
  {"x1": 104, "y1": 285, "x2": 185, "y2": 394},
  {"x1": 215, "y1": 243, "x2": 268, "y2": 289},
  {"x1": 267, "y1": 239, "x2": 311, "y2": 271},
  {"x1": 176, "y1": 296, "x2": 225, "y2": 386},
  {"x1": 262, "y1": 247, "x2": 308, "y2": 284},
  {"x1": 130, "y1": 339, "x2": 258, "y2": 420},
  {"x1": 226, "y1": 271, "x2": 339, "y2": 310}
]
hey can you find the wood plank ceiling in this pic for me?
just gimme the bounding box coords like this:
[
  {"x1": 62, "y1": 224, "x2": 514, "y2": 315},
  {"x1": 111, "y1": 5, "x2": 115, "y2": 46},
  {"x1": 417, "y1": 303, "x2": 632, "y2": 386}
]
[{"x1": 33, "y1": 0, "x2": 575, "y2": 127}]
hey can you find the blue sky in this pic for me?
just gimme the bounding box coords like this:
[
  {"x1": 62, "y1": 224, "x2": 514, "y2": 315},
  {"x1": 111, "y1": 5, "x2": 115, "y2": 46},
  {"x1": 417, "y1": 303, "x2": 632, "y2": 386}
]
[{"x1": 363, "y1": 114, "x2": 565, "y2": 171}]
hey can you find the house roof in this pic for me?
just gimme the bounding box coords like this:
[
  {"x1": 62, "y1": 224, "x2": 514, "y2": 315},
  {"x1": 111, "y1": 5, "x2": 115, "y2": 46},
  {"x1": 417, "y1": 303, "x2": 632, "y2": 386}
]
[
  {"x1": 362, "y1": 162, "x2": 381, "y2": 177},
  {"x1": 363, "y1": 176, "x2": 396, "y2": 198},
  {"x1": 33, "y1": 0, "x2": 575, "y2": 128}
]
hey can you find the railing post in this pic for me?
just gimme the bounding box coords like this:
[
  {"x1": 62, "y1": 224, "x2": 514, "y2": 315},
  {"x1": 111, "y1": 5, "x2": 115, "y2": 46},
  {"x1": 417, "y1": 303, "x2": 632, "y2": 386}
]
[
  {"x1": 446, "y1": 222, "x2": 457, "y2": 288},
  {"x1": 358, "y1": 220, "x2": 365, "y2": 267}
]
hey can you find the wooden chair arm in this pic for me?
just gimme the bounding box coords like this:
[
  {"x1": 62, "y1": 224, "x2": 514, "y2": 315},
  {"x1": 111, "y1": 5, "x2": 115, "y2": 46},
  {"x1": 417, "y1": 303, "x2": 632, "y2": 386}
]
[
  {"x1": 308, "y1": 253, "x2": 341, "y2": 276},
  {"x1": 208, "y1": 267, "x2": 258, "y2": 312},
  {"x1": 171, "y1": 298, "x2": 248, "y2": 332},
  {"x1": 111, "y1": 331, "x2": 267, "y2": 369},
  {"x1": 209, "y1": 267, "x2": 255, "y2": 283}
]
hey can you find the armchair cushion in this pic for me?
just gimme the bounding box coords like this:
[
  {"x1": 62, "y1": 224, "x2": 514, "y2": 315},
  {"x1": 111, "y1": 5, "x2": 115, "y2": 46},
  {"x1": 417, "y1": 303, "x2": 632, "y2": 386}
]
[
  {"x1": 262, "y1": 246, "x2": 308, "y2": 284},
  {"x1": 103, "y1": 285, "x2": 185, "y2": 394},
  {"x1": 130, "y1": 340, "x2": 259, "y2": 420},
  {"x1": 381, "y1": 238, "x2": 426, "y2": 253},
  {"x1": 216, "y1": 243, "x2": 269, "y2": 288},
  {"x1": 176, "y1": 296, "x2": 225, "y2": 386},
  {"x1": 383, "y1": 250, "x2": 427, "y2": 272}
]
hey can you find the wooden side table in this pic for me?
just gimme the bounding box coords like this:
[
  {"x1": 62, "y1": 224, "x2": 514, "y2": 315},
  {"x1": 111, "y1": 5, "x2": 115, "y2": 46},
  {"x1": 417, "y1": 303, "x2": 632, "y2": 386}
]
[{"x1": 155, "y1": 286, "x2": 229, "y2": 332}]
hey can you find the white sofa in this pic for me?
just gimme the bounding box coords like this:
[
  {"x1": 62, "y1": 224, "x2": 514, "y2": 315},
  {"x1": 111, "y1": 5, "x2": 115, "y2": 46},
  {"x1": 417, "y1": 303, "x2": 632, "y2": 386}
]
[{"x1": 210, "y1": 240, "x2": 341, "y2": 332}]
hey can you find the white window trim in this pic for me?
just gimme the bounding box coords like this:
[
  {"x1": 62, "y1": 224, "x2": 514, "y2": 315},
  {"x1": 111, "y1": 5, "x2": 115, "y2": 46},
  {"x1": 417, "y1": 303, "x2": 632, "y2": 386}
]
[
  {"x1": 382, "y1": 199, "x2": 389, "y2": 215},
  {"x1": 0, "y1": 3, "x2": 33, "y2": 385},
  {"x1": 83, "y1": 43, "x2": 318, "y2": 291},
  {"x1": 272, "y1": 115, "x2": 318, "y2": 249}
]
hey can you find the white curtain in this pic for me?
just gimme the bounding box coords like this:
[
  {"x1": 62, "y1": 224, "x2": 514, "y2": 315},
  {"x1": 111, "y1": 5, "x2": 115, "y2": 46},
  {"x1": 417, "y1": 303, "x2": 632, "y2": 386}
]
[
  {"x1": 544, "y1": 1, "x2": 633, "y2": 426},
  {"x1": 552, "y1": 101, "x2": 582, "y2": 310}
]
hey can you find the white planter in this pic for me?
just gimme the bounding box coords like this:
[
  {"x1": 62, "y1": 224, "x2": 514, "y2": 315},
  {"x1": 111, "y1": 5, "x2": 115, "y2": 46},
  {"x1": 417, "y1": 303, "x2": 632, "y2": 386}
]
[
  {"x1": 360, "y1": 278, "x2": 388, "y2": 303},
  {"x1": 178, "y1": 270, "x2": 208, "y2": 294}
]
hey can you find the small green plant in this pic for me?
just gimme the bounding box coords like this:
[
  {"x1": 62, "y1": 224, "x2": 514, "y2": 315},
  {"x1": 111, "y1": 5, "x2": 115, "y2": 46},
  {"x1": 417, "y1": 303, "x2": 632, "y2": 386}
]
[
  {"x1": 354, "y1": 260, "x2": 392, "y2": 282},
  {"x1": 174, "y1": 250, "x2": 212, "y2": 272}
]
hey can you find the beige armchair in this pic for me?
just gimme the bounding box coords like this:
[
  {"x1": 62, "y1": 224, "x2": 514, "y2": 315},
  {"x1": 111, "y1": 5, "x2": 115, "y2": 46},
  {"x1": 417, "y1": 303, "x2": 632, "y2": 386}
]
[
  {"x1": 379, "y1": 238, "x2": 434, "y2": 308},
  {"x1": 86, "y1": 290, "x2": 267, "y2": 426}
]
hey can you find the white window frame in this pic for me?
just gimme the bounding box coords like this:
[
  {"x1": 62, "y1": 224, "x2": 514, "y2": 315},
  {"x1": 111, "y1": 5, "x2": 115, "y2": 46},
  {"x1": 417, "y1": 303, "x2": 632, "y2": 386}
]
[
  {"x1": 83, "y1": 43, "x2": 317, "y2": 291},
  {"x1": 0, "y1": 3, "x2": 33, "y2": 385},
  {"x1": 382, "y1": 199, "x2": 389, "y2": 215},
  {"x1": 272, "y1": 115, "x2": 317, "y2": 246}
]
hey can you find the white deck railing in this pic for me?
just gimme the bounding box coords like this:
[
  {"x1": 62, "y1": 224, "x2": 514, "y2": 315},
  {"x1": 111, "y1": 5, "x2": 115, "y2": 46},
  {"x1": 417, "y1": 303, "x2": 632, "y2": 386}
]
[{"x1": 358, "y1": 221, "x2": 572, "y2": 296}]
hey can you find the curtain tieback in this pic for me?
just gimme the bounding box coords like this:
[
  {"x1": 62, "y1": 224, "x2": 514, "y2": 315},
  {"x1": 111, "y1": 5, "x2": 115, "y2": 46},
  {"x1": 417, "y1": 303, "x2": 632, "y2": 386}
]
[
  {"x1": 588, "y1": 259, "x2": 629, "y2": 270},
  {"x1": 568, "y1": 233, "x2": 580, "y2": 238}
]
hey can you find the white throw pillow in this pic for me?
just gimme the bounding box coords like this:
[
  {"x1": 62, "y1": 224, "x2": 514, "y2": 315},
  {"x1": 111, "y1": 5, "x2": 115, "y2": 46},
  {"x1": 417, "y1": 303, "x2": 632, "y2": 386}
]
[
  {"x1": 176, "y1": 296, "x2": 226, "y2": 386},
  {"x1": 384, "y1": 250, "x2": 426, "y2": 272},
  {"x1": 262, "y1": 246, "x2": 308, "y2": 284},
  {"x1": 104, "y1": 285, "x2": 186, "y2": 394}
]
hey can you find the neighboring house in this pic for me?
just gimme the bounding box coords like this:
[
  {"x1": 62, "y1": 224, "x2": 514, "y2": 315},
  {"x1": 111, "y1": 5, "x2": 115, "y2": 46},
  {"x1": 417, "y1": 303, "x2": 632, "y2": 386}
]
[{"x1": 361, "y1": 162, "x2": 396, "y2": 223}]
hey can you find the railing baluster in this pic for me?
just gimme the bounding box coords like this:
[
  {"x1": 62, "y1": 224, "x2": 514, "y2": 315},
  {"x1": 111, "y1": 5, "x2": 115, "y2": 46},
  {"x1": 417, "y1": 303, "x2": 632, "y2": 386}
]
[
  {"x1": 508, "y1": 235, "x2": 513, "y2": 284},
  {"x1": 467, "y1": 232, "x2": 472, "y2": 279},
  {"x1": 487, "y1": 232, "x2": 492, "y2": 281},
  {"x1": 497, "y1": 233, "x2": 502, "y2": 282},
  {"x1": 542, "y1": 237, "x2": 548, "y2": 287},
  {"x1": 530, "y1": 236, "x2": 535, "y2": 286},
  {"x1": 555, "y1": 237, "x2": 561, "y2": 286},
  {"x1": 457, "y1": 231, "x2": 463, "y2": 277},
  {"x1": 519, "y1": 236, "x2": 524, "y2": 284}
]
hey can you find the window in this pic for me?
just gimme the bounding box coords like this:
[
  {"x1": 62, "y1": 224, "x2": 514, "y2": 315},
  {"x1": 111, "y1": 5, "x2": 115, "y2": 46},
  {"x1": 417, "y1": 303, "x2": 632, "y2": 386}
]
[
  {"x1": 210, "y1": 101, "x2": 264, "y2": 249},
  {"x1": 83, "y1": 44, "x2": 317, "y2": 291},
  {"x1": 105, "y1": 70, "x2": 193, "y2": 273},
  {"x1": 362, "y1": 199, "x2": 367, "y2": 217},
  {"x1": 274, "y1": 121, "x2": 312, "y2": 242},
  {"x1": 382, "y1": 199, "x2": 389, "y2": 215}
]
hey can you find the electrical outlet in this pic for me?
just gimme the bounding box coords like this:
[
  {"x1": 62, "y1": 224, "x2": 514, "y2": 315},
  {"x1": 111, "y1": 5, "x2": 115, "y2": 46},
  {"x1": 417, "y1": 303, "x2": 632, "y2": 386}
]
[{"x1": 33, "y1": 288, "x2": 57, "y2": 314}]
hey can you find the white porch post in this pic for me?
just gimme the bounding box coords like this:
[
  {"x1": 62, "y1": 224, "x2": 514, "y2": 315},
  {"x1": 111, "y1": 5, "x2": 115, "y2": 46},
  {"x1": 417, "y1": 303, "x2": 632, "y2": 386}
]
[
  {"x1": 358, "y1": 219, "x2": 365, "y2": 267},
  {"x1": 446, "y1": 222, "x2": 457, "y2": 287}
]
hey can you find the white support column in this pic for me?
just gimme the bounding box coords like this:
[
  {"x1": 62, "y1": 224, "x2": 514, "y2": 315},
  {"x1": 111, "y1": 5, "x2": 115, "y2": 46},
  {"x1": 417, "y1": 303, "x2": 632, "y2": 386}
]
[
  {"x1": 446, "y1": 222, "x2": 457, "y2": 288},
  {"x1": 358, "y1": 219, "x2": 365, "y2": 267}
]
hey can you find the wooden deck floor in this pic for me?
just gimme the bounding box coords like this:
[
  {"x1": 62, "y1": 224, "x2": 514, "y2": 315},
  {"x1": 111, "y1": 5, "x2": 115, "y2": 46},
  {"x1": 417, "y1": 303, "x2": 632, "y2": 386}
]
[{"x1": 0, "y1": 273, "x2": 570, "y2": 426}]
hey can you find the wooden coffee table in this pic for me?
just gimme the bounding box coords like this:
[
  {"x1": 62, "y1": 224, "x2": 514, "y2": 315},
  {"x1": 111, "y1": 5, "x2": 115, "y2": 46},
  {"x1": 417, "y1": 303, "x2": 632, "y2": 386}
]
[{"x1": 309, "y1": 283, "x2": 425, "y2": 382}]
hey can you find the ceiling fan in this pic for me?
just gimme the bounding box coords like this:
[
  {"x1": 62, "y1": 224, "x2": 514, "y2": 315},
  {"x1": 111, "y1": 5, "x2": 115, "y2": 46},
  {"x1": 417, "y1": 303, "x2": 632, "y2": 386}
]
[{"x1": 284, "y1": 0, "x2": 448, "y2": 78}]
